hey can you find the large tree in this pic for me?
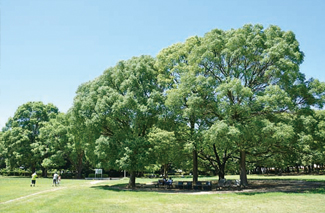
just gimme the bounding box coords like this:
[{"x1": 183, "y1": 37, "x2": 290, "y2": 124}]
[
  {"x1": 77, "y1": 55, "x2": 164, "y2": 187},
  {"x1": 157, "y1": 24, "x2": 325, "y2": 185},
  {"x1": 156, "y1": 36, "x2": 216, "y2": 184},
  {"x1": 68, "y1": 79, "x2": 102, "y2": 178}
]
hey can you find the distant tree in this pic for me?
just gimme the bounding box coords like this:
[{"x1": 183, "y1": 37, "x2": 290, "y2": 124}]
[
  {"x1": 1, "y1": 102, "x2": 58, "y2": 174},
  {"x1": 39, "y1": 111, "x2": 95, "y2": 179},
  {"x1": 0, "y1": 132, "x2": 5, "y2": 168},
  {"x1": 310, "y1": 110, "x2": 325, "y2": 167},
  {"x1": 147, "y1": 126, "x2": 186, "y2": 177},
  {"x1": 296, "y1": 110, "x2": 325, "y2": 172},
  {"x1": 39, "y1": 113, "x2": 70, "y2": 175}
]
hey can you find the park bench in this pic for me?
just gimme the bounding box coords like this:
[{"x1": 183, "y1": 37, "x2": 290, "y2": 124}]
[
  {"x1": 193, "y1": 181, "x2": 202, "y2": 190},
  {"x1": 155, "y1": 179, "x2": 173, "y2": 189},
  {"x1": 155, "y1": 180, "x2": 165, "y2": 188},
  {"x1": 193, "y1": 181, "x2": 212, "y2": 190},
  {"x1": 175, "y1": 181, "x2": 184, "y2": 189},
  {"x1": 184, "y1": 181, "x2": 192, "y2": 190},
  {"x1": 202, "y1": 181, "x2": 212, "y2": 191},
  {"x1": 165, "y1": 181, "x2": 173, "y2": 189}
]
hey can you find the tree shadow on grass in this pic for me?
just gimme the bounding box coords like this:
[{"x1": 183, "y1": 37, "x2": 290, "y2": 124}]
[
  {"x1": 90, "y1": 180, "x2": 325, "y2": 195},
  {"x1": 91, "y1": 185, "x2": 126, "y2": 192},
  {"x1": 90, "y1": 184, "x2": 217, "y2": 194},
  {"x1": 90, "y1": 184, "x2": 153, "y2": 193},
  {"x1": 235, "y1": 180, "x2": 325, "y2": 195},
  {"x1": 247, "y1": 178, "x2": 325, "y2": 182},
  {"x1": 236, "y1": 188, "x2": 325, "y2": 196}
]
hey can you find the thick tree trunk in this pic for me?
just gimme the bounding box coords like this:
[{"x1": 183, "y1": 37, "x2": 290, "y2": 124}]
[
  {"x1": 239, "y1": 150, "x2": 248, "y2": 186},
  {"x1": 76, "y1": 154, "x2": 84, "y2": 179},
  {"x1": 76, "y1": 164, "x2": 83, "y2": 179},
  {"x1": 218, "y1": 163, "x2": 225, "y2": 180},
  {"x1": 128, "y1": 171, "x2": 136, "y2": 188},
  {"x1": 193, "y1": 149, "x2": 198, "y2": 185}
]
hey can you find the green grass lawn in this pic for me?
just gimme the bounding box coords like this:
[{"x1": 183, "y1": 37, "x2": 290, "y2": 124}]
[{"x1": 0, "y1": 175, "x2": 324, "y2": 213}]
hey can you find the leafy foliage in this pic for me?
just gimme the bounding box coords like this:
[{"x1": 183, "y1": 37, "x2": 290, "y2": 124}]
[{"x1": 1, "y1": 102, "x2": 58, "y2": 172}]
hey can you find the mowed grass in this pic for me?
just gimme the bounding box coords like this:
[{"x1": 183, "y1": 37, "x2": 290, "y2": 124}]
[{"x1": 0, "y1": 175, "x2": 324, "y2": 213}]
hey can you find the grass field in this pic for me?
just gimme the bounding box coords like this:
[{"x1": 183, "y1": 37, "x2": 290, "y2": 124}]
[{"x1": 0, "y1": 175, "x2": 324, "y2": 213}]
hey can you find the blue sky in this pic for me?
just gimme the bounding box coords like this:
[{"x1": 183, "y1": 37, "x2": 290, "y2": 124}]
[{"x1": 1, "y1": 0, "x2": 325, "y2": 129}]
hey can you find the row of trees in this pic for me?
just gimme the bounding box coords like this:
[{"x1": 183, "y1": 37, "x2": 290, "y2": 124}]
[{"x1": 1, "y1": 24, "x2": 325, "y2": 187}]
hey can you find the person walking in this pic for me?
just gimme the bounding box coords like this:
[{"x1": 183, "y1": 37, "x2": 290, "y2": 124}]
[
  {"x1": 52, "y1": 172, "x2": 59, "y2": 186},
  {"x1": 30, "y1": 172, "x2": 37, "y2": 187}
]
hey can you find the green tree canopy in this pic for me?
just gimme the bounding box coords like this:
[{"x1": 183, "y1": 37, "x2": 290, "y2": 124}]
[
  {"x1": 157, "y1": 24, "x2": 325, "y2": 185},
  {"x1": 76, "y1": 55, "x2": 164, "y2": 187},
  {"x1": 2, "y1": 101, "x2": 58, "y2": 174}
]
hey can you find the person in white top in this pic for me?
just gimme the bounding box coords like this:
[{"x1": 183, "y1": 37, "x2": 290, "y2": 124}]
[
  {"x1": 53, "y1": 172, "x2": 59, "y2": 186},
  {"x1": 167, "y1": 177, "x2": 173, "y2": 185}
]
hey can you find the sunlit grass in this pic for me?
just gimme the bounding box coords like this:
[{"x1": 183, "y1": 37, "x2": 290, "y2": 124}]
[{"x1": 1, "y1": 175, "x2": 324, "y2": 213}]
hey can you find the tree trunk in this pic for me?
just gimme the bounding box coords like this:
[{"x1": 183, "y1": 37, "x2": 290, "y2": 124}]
[
  {"x1": 41, "y1": 168, "x2": 47, "y2": 178},
  {"x1": 128, "y1": 171, "x2": 136, "y2": 188},
  {"x1": 163, "y1": 164, "x2": 168, "y2": 178},
  {"x1": 76, "y1": 154, "x2": 83, "y2": 179},
  {"x1": 239, "y1": 150, "x2": 248, "y2": 186},
  {"x1": 76, "y1": 164, "x2": 83, "y2": 179},
  {"x1": 218, "y1": 163, "x2": 225, "y2": 180},
  {"x1": 193, "y1": 149, "x2": 198, "y2": 185}
]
